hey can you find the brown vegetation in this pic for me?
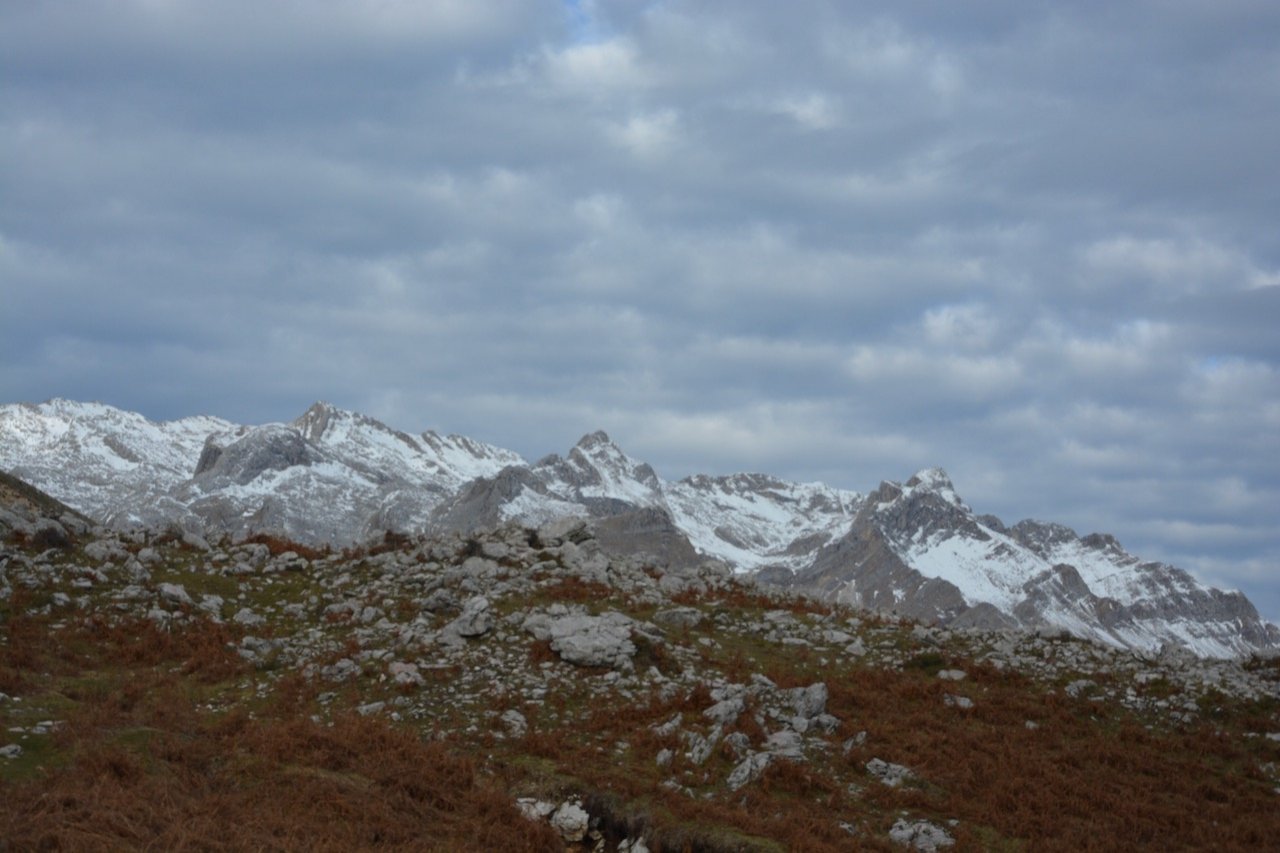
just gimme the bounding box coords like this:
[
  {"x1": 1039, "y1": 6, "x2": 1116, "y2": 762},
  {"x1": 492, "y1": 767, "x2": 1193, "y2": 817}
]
[{"x1": 0, "y1": 612, "x2": 561, "y2": 852}]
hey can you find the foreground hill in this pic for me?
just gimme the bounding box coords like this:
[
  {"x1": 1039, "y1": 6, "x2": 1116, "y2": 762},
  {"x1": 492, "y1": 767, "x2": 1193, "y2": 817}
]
[
  {"x1": 2, "y1": 475, "x2": 1279, "y2": 850},
  {"x1": 1, "y1": 398, "x2": 1276, "y2": 659}
]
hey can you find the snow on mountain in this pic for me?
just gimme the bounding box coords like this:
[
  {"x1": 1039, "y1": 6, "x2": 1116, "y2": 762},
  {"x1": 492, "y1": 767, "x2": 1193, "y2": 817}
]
[
  {"x1": 0, "y1": 400, "x2": 525, "y2": 542},
  {"x1": 666, "y1": 473, "x2": 861, "y2": 571},
  {"x1": 432, "y1": 431, "x2": 667, "y2": 532},
  {"x1": 799, "y1": 467, "x2": 1280, "y2": 658},
  {"x1": 0, "y1": 399, "x2": 233, "y2": 520},
  {"x1": 533, "y1": 431, "x2": 668, "y2": 509}
]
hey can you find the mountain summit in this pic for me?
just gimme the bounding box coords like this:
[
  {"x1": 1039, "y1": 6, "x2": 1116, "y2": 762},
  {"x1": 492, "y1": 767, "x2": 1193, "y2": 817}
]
[{"x1": 1, "y1": 398, "x2": 1276, "y2": 658}]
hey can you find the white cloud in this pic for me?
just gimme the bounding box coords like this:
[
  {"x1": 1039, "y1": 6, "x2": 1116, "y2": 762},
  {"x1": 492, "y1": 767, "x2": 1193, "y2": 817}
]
[
  {"x1": 607, "y1": 109, "x2": 681, "y2": 160},
  {"x1": 774, "y1": 93, "x2": 841, "y2": 130},
  {"x1": 920, "y1": 304, "x2": 999, "y2": 350},
  {"x1": 542, "y1": 37, "x2": 649, "y2": 95},
  {"x1": 1080, "y1": 235, "x2": 1276, "y2": 293}
]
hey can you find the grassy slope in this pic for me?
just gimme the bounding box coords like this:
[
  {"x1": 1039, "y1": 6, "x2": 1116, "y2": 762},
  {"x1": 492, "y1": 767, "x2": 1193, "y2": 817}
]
[{"x1": 1, "y1": 530, "x2": 1278, "y2": 851}]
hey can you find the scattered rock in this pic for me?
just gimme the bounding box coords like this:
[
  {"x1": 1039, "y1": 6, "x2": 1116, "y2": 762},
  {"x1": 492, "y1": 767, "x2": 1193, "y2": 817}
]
[
  {"x1": 516, "y1": 798, "x2": 556, "y2": 821},
  {"x1": 158, "y1": 582, "x2": 193, "y2": 607},
  {"x1": 550, "y1": 800, "x2": 590, "y2": 843},
  {"x1": 545, "y1": 612, "x2": 637, "y2": 670},
  {"x1": 789, "y1": 682, "x2": 829, "y2": 719},
  {"x1": 233, "y1": 607, "x2": 265, "y2": 627},
  {"x1": 443, "y1": 596, "x2": 495, "y2": 642},
  {"x1": 889, "y1": 818, "x2": 955, "y2": 851},
  {"x1": 727, "y1": 752, "x2": 773, "y2": 790},
  {"x1": 388, "y1": 661, "x2": 423, "y2": 686},
  {"x1": 703, "y1": 696, "x2": 745, "y2": 726},
  {"x1": 867, "y1": 758, "x2": 915, "y2": 787},
  {"x1": 500, "y1": 709, "x2": 528, "y2": 738},
  {"x1": 652, "y1": 606, "x2": 704, "y2": 630}
]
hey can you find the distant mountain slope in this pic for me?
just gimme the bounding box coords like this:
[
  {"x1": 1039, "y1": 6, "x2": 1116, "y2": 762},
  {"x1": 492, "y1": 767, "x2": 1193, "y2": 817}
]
[
  {"x1": 1, "y1": 398, "x2": 1276, "y2": 658},
  {"x1": 786, "y1": 469, "x2": 1280, "y2": 658},
  {"x1": 0, "y1": 399, "x2": 232, "y2": 522}
]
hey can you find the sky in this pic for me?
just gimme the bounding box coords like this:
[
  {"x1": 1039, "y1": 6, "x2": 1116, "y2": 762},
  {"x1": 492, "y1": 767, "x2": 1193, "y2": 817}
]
[{"x1": 2, "y1": 0, "x2": 1278, "y2": 620}]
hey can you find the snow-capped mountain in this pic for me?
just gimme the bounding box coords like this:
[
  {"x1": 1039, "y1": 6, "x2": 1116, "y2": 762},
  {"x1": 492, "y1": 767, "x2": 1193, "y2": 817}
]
[
  {"x1": 667, "y1": 473, "x2": 862, "y2": 573},
  {"x1": 787, "y1": 469, "x2": 1280, "y2": 658},
  {"x1": 1, "y1": 398, "x2": 1276, "y2": 658},
  {"x1": 0, "y1": 400, "x2": 524, "y2": 544},
  {"x1": 0, "y1": 399, "x2": 234, "y2": 522}
]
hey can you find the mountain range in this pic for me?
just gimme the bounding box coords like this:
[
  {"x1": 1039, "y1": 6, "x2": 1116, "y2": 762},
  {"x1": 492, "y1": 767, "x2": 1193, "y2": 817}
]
[{"x1": 2, "y1": 397, "x2": 1276, "y2": 659}]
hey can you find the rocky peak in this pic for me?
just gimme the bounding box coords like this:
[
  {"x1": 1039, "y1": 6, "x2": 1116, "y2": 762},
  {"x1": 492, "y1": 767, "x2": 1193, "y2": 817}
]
[
  {"x1": 551, "y1": 431, "x2": 664, "y2": 505},
  {"x1": 903, "y1": 467, "x2": 966, "y2": 509},
  {"x1": 292, "y1": 401, "x2": 341, "y2": 443},
  {"x1": 861, "y1": 470, "x2": 977, "y2": 545},
  {"x1": 192, "y1": 424, "x2": 318, "y2": 487},
  {"x1": 575, "y1": 429, "x2": 614, "y2": 450},
  {"x1": 1010, "y1": 519, "x2": 1080, "y2": 557},
  {"x1": 905, "y1": 466, "x2": 953, "y2": 491},
  {"x1": 1081, "y1": 532, "x2": 1124, "y2": 554}
]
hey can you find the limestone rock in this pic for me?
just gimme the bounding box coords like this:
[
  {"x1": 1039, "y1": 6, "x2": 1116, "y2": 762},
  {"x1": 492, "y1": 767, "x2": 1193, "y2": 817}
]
[
  {"x1": 545, "y1": 612, "x2": 637, "y2": 670},
  {"x1": 158, "y1": 582, "x2": 193, "y2": 607},
  {"x1": 550, "y1": 800, "x2": 590, "y2": 843},
  {"x1": 867, "y1": 758, "x2": 915, "y2": 787},
  {"x1": 889, "y1": 818, "x2": 955, "y2": 851},
  {"x1": 442, "y1": 596, "x2": 494, "y2": 642},
  {"x1": 727, "y1": 752, "x2": 773, "y2": 790}
]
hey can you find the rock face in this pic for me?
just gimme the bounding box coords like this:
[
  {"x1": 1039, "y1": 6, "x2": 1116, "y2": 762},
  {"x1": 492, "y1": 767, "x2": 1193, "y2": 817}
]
[
  {"x1": 2, "y1": 399, "x2": 1278, "y2": 658},
  {"x1": 0, "y1": 470, "x2": 94, "y2": 546}
]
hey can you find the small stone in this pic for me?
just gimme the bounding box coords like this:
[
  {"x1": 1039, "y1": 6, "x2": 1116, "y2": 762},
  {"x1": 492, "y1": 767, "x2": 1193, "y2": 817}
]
[
  {"x1": 888, "y1": 818, "x2": 954, "y2": 851},
  {"x1": 158, "y1": 582, "x2": 193, "y2": 607},
  {"x1": 550, "y1": 800, "x2": 590, "y2": 843},
  {"x1": 703, "y1": 697, "x2": 745, "y2": 726},
  {"x1": 233, "y1": 607, "x2": 265, "y2": 627},
  {"x1": 765, "y1": 730, "x2": 804, "y2": 759},
  {"x1": 944, "y1": 694, "x2": 974, "y2": 710},
  {"x1": 500, "y1": 709, "x2": 528, "y2": 738},
  {"x1": 684, "y1": 728, "x2": 721, "y2": 765},
  {"x1": 844, "y1": 639, "x2": 868, "y2": 656},
  {"x1": 790, "y1": 682, "x2": 829, "y2": 719},
  {"x1": 727, "y1": 752, "x2": 773, "y2": 790},
  {"x1": 723, "y1": 732, "x2": 751, "y2": 759},
  {"x1": 1065, "y1": 679, "x2": 1095, "y2": 698},
  {"x1": 389, "y1": 662, "x2": 423, "y2": 686},
  {"x1": 0, "y1": 743, "x2": 22, "y2": 759},
  {"x1": 866, "y1": 758, "x2": 914, "y2": 787},
  {"x1": 516, "y1": 798, "x2": 555, "y2": 821},
  {"x1": 652, "y1": 607, "x2": 704, "y2": 630},
  {"x1": 443, "y1": 596, "x2": 494, "y2": 641},
  {"x1": 842, "y1": 731, "x2": 868, "y2": 754},
  {"x1": 937, "y1": 669, "x2": 967, "y2": 681}
]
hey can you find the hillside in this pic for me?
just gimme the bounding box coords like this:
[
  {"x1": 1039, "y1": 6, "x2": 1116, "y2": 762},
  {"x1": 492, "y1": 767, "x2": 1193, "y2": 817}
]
[{"x1": 3, "y1": 478, "x2": 1279, "y2": 850}]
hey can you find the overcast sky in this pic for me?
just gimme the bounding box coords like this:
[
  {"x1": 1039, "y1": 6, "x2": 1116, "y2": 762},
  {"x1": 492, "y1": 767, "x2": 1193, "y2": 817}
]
[{"x1": 2, "y1": 0, "x2": 1278, "y2": 619}]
